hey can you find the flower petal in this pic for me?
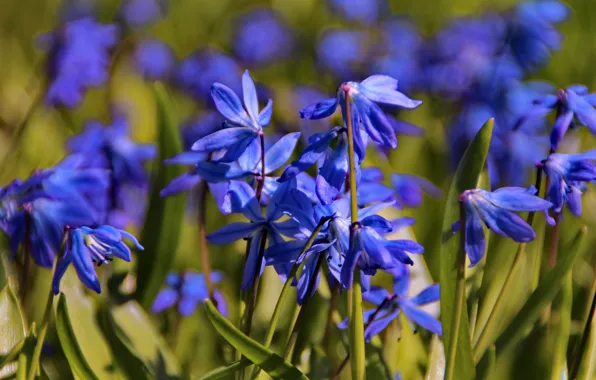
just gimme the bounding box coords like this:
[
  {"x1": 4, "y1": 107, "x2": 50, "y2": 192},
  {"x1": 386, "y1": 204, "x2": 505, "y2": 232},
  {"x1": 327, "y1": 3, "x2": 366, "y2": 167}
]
[
  {"x1": 400, "y1": 299, "x2": 442, "y2": 335},
  {"x1": 242, "y1": 70, "x2": 260, "y2": 122},
  {"x1": 264, "y1": 132, "x2": 301, "y2": 174},
  {"x1": 278, "y1": 129, "x2": 337, "y2": 182},
  {"x1": 410, "y1": 284, "x2": 440, "y2": 305},
  {"x1": 160, "y1": 172, "x2": 202, "y2": 197},
  {"x1": 191, "y1": 127, "x2": 258, "y2": 152},
  {"x1": 567, "y1": 90, "x2": 596, "y2": 133},
  {"x1": 464, "y1": 204, "x2": 486, "y2": 267},
  {"x1": 487, "y1": 187, "x2": 552, "y2": 211},
  {"x1": 359, "y1": 83, "x2": 422, "y2": 109},
  {"x1": 299, "y1": 98, "x2": 338, "y2": 119},
  {"x1": 211, "y1": 83, "x2": 254, "y2": 127},
  {"x1": 258, "y1": 99, "x2": 273, "y2": 127},
  {"x1": 550, "y1": 109, "x2": 573, "y2": 151},
  {"x1": 207, "y1": 222, "x2": 261, "y2": 245},
  {"x1": 151, "y1": 288, "x2": 179, "y2": 313},
  {"x1": 241, "y1": 231, "x2": 266, "y2": 290}
]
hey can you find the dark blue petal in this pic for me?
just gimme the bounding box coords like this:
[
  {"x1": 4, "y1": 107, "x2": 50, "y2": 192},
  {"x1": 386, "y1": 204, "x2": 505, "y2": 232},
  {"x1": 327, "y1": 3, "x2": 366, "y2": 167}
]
[
  {"x1": 550, "y1": 110, "x2": 573, "y2": 151},
  {"x1": 487, "y1": 187, "x2": 552, "y2": 211},
  {"x1": 160, "y1": 173, "x2": 202, "y2": 197},
  {"x1": 400, "y1": 299, "x2": 442, "y2": 336},
  {"x1": 264, "y1": 240, "x2": 303, "y2": 265},
  {"x1": 410, "y1": 284, "x2": 440, "y2": 305},
  {"x1": 195, "y1": 161, "x2": 251, "y2": 182},
  {"x1": 71, "y1": 230, "x2": 101, "y2": 294},
  {"x1": 211, "y1": 83, "x2": 255, "y2": 128},
  {"x1": 299, "y1": 98, "x2": 338, "y2": 119},
  {"x1": 278, "y1": 129, "x2": 337, "y2": 182},
  {"x1": 355, "y1": 95, "x2": 397, "y2": 148},
  {"x1": 151, "y1": 288, "x2": 179, "y2": 313},
  {"x1": 361, "y1": 215, "x2": 393, "y2": 234},
  {"x1": 364, "y1": 309, "x2": 400, "y2": 342},
  {"x1": 207, "y1": 222, "x2": 261, "y2": 245},
  {"x1": 241, "y1": 231, "x2": 266, "y2": 290},
  {"x1": 567, "y1": 90, "x2": 596, "y2": 133},
  {"x1": 191, "y1": 127, "x2": 258, "y2": 153},
  {"x1": 296, "y1": 254, "x2": 321, "y2": 304},
  {"x1": 264, "y1": 132, "x2": 301, "y2": 174},
  {"x1": 178, "y1": 297, "x2": 199, "y2": 317},
  {"x1": 51, "y1": 245, "x2": 73, "y2": 295},
  {"x1": 164, "y1": 151, "x2": 208, "y2": 165},
  {"x1": 216, "y1": 134, "x2": 259, "y2": 163},
  {"x1": 476, "y1": 203, "x2": 536, "y2": 243},
  {"x1": 464, "y1": 203, "x2": 486, "y2": 267},
  {"x1": 362, "y1": 286, "x2": 390, "y2": 305}
]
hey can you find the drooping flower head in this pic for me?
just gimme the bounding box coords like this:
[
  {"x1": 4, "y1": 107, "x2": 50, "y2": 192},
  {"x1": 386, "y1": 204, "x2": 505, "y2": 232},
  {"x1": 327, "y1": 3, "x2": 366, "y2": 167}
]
[
  {"x1": 233, "y1": 9, "x2": 294, "y2": 67},
  {"x1": 41, "y1": 17, "x2": 119, "y2": 108},
  {"x1": 542, "y1": 151, "x2": 596, "y2": 216},
  {"x1": 300, "y1": 75, "x2": 421, "y2": 152},
  {"x1": 458, "y1": 187, "x2": 552, "y2": 266},
  {"x1": 339, "y1": 265, "x2": 441, "y2": 341},
  {"x1": 134, "y1": 39, "x2": 175, "y2": 81},
  {"x1": 152, "y1": 271, "x2": 227, "y2": 317},
  {"x1": 52, "y1": 225, "x2": 143, "y2": 294}
]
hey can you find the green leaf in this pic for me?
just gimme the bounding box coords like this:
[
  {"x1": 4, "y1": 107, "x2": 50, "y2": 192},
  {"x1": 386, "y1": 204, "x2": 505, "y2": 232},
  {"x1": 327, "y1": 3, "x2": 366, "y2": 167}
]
[
  {"x1": 103, "y1": 300, "x2": 181, "y2": 378},
  {"x1": 136, "y1": 83, "x2": 186, "y2": 309},
  {"x1": 197, "y1": 359, "x2": 251, "y2": 380},
  {"x1": 548, "y1": 272, "x2": 573, "y2": 380},
  {"x1": 365, "y1": 346, "x2": 392, "y2": 380},
  {"x1": 14, "y1": 327, "x2": 37, "y2": 380},
  {"x1": 55, "y1": 294, "x2": 100, "y2": 380},
  {"x1": 203, "y1": 300, "x2": 307, "y2": 379},
  {"x1": 0, "y1": 286, "x2": 26, "y2": 378},
  {"x1": 495, "y1": 227, "x2": 587, "y2": 354},
  {"x1": 439, "y1": 118, "x2": 494, "y2": 380}
]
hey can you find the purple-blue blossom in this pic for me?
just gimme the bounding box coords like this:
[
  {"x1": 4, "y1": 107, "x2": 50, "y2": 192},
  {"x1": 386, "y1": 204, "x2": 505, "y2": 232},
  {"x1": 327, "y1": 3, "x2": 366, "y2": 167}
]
[
  {"x1": 338, "y1": 265, "x2": 441, "y2": 340},
  {"x1": 327, "y1": 0, "x2": 386, "y2": 25},
  {"x1": 52, "y1": 225, "x2": 143, "y2": 294},
  {"x1": 542, "y1": 151, "x2": 596, "y2": 217},
  {"x1": 458, "y1": 187, "x2": 552, "y2": 266},
  {"x1": 317, "y1": 29, "x2": 370, "y2": 79},
  {"x1": 42, "y1": 17, "x2": 118, "y2": 108},
  {"x1": 134, "y1": 39, "x2": 175, "y2": 81},
  {"x1": 118, "y1": 0, "x2": 167, "y2": 27},
  {"x1": 152, "y1": 272, "x2": 227, "y2": 317}
]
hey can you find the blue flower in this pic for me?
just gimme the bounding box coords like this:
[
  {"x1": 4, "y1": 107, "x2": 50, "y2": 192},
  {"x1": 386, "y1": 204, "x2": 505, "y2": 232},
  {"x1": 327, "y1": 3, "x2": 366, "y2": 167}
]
[
  {"x1": 391, "y1": 174, "x2": 442, "y2": 208},
  {"x1": 118, "y1": 0, "x2": 167, "y2": 27},
  {"x1": 42, "y1": 17, "x2": 118, "y2": 108},
  {"x1": 507, "y1": 1, "x2": 569, "y2": 71},
  {"x1": 531, "y1": 85, "x2": 596, "y2": 151},
  {"x1": 338, "y1": 265, "x2": 441, "y2": 340},
  {"x1": 206, "y1": 181, "x2": 295, "y2": 289},
  {"x1": 52, "y1": 225, "x2": 143, "y2": 294},
  {"x1": 68, "y1": 113, "x2": 156, "y2": 227},
  {"x1": 189, "y1": 71, "x2": 272, "y2": 164},
  {"x1": 180, "y1": 111, "x2": 225, "y2": 151},
  {"x1": 341, "y1": 226, "x2": 423, "y2": 289},
  {"x1": 0, "y1": 158, "x2": 109, "y2": 268},
  {"x1": 542, "y1": 151, "x2": 596, "y2": 216},
  {"x1": 152, "y1": 271, "x2": 227, "y2": 317},
  {"x1": 459, "y1": 187, "x2": 552, "y2": 266},
  {"x1": 300, "y1": 74, "x2": 422, "y2": 150},
  {"x1": 233, "y1": 9, "x2": 294, "y2": 67},
  {"x1": 174, "y1": 49, "x2": 241, "y2": 102},
  {"x1": 316, "y1": 29, "x2": 370, "y2": 79},
  {"x1": 327, "y1": 0, "x2": 386, "y2": 25},
  {"x1": 134, "y1": 39, "x2": 175, "y2": 81}
]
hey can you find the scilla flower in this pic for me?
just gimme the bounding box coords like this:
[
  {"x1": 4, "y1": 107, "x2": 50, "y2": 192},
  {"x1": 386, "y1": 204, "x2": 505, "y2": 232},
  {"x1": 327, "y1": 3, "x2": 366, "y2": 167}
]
[
  {"x1": 190, "y1": 70, "x2": 272, "y2": 163},
  {"x1": 152, "y1": 272, "x2": 227, "y2": 317},
  {"x1": 339, "y1": 265, "x2": 441, "y2": 341},
  {"x1": 542, "y1": 150, "x2": 596, "y2": 216},
  {"x1": 52, "y1": 226, "x2": 144, "y2": 294},
  {"x1": 459, "y1": 187, "x2": 552, "y2": 266},
  {"x1": 300, "y1": 75, "x2": 421, "y2": 150}
]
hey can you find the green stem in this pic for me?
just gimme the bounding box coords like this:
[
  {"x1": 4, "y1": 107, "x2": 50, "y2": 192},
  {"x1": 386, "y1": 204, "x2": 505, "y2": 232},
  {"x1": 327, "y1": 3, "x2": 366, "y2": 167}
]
[
  {"x1": 445, "y1": 200, "x2": 467, "y2": 380},
  {"x1": 472, "y1": 166, "x2": 543, "y2": 364},
  {"x1": 344, "y1": 88, "x2": 365, "y2": 380},
  {"x1": 26, "y1": 284, "x2": 54, "y2": 380},
  {"x1": 251, "y1": 216, "x2": 331, "y2": 379}
]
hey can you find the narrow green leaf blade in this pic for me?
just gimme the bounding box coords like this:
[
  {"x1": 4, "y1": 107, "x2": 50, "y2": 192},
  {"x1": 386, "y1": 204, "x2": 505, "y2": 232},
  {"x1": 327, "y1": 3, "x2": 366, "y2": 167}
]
[
  {"x1": 203, "y1": 300, "x2": 307, "y2": 379},
  {"x1": 136, "y1": 83, "x2": 186, "y2": 309},
  {"x1": 495, "y1": 227, "x2": 587, "y2": 353},
  {"x1": 440, "y1": 118, "x2": 494, "y2": 380},
  {"x1": 55, "y1": 294, "x2": 100, "y2": 380}
]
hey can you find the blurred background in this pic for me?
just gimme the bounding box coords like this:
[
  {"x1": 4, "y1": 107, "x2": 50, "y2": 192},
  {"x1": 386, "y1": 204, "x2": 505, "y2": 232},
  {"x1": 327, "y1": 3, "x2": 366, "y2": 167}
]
[{"x1": 2, "y1": 0, "x2": 596, "y2": 378}]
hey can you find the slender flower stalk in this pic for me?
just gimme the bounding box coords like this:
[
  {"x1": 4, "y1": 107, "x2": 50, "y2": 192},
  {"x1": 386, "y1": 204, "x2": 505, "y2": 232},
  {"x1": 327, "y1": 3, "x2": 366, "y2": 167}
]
[
  {"x1": 445, "y1": 200, "x2": 467, "y2": 380},
  {"x1": 472, "y1": 167, "x2": 544, "y2": 363},
  {"x1": 197, "y1": 179, "x2": 214, "y2": 299},
  {"x1": 343, "y1": 87, "x2": 365, "y2": 380}
]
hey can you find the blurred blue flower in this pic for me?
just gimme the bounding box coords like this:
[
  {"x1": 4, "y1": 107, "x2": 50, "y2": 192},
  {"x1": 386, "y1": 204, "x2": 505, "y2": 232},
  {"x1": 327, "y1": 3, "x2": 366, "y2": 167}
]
[
  {"x1": 341, "y1": 226, "x2": 423, "y2": 289},
  {"x1": 180, "y1": 111, "x2": 225, "y2": 151},
  {"x1": 507, "y1": 0, "x2": 569, "y2": 71},
  {"x1": 292, "y1": 87, "x2": 332, "y2": 139},
  {"x1": 317, "y1": 29, "x2": 370, "y2": 79},
  {"x1": 190, "y1": 71, "x2": 272, "y2": 163},
  {"x1": 119, "y1": 0, "x2": 167, "y2": 27},
  {"x1": 543, "y1": 151, "x2": 596, "y2": 216},
  {"x1": 152, "y1": 271, "x2": 227, "y2": 317},
  {"x1": 300, "y1": 75, "x2": 421, "y2": 150},
  {"x1": 391, "y1": 174, "x2": 442, "y2": 208},
  {"x1": 68, "y1": 113, "x2": 156, "y2": 227},
  {"x1": 233, "y1": 9, "x2": 293, "y2": 67},
  {"x1": 0, "y1": 158, "x2": 109, "y2": 268},
  {"x1": 339, "y1": 265, "x2": 441, "y2": 340},
  {"x1": 530, "y1": 85, "x2": 596, "y2": 151},
  {"x1": 174, "y1": 49, "x2": 242, "y2": 102},
  {"x1": 327, "y1": 0, "x2": 386, "y2": 25},
  {"x1": 134, "y1": 39, "x2": 175, "y2": 81},
  {"x1": 52, "y1": 225, "x2": 143, "y2": 294},
  {"x1": 459, "y1": 187, "x2": 552, "y2": 266},
  {"x1": 42, "y1": 17, "x2": 118, "y2": 108}
]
